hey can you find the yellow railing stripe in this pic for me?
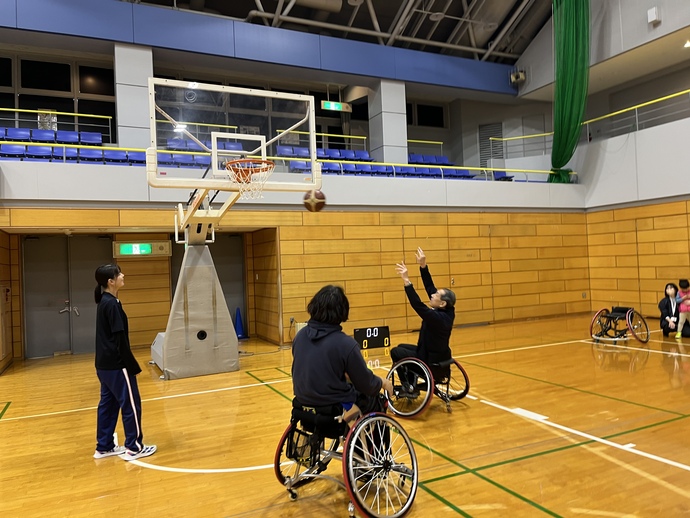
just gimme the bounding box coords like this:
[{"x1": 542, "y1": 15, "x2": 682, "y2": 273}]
[{"x1": 0, "y1": 107, "x2": 112, "y2": 120}]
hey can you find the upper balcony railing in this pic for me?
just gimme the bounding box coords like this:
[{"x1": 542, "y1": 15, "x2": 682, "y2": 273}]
[
  {"x1": 0, "y1": 108, "x2": 114, "y2": 143},
  {"x1": 490, "y1": 88, "x2": 690, "y2": 160}
]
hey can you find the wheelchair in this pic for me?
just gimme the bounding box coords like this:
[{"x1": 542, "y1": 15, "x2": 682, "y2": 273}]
[
  {"x1": 384, "y1": 357, "x2": 470, "y2": 418},
  {"x1": 274, "y1": 398, "x2": 418, "y2": 518},
  {"x1": 590, "y1": 306, "x2": 650, "y2": 373}
]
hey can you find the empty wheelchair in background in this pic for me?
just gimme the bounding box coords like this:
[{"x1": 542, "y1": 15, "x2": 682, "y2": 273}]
[
  {"x1": 274, "y1": 398, "x2": 418, "y2": 518},
  {"x1": 590, "y1": 306, "x2": 650, "y2": 373},
  {"x1": 385, "y1": 357, "x2": 470, "y2": 417}
]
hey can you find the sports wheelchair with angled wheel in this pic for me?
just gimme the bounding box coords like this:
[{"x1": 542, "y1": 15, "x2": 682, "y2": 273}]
[
  {"x1": 590, "y1": 306, "x2": 650, "y2": 373},
  {"x1": 274, "y1": 398, "x2": 418, "y2": 518},
  {"x1": 385, "y1": 357, "x2": 470, "y2": 418}
]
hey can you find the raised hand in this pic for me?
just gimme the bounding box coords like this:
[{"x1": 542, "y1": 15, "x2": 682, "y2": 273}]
[
  {"x1": 415, "y1": 247, "x2": 426, "y2": 268},
  {"x1": 395, "y1": 262, "x2": 409, "y2": 282}
]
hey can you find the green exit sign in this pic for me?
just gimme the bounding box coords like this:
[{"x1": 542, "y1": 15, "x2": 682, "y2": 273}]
[
  {"x1": 321, "y1": 100, "x2": 352, "y2": 113},
  {"x1": 119, "y1": 243, "x2": 152, "y2": 255}
]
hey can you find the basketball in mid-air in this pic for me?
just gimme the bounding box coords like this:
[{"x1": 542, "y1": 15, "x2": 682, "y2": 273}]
[{"x1": 303, "y1": 190, "x2": 326, "y2": 212}]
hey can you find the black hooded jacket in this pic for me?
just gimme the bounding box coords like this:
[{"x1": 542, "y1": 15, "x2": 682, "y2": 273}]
[{"x1": 292, "y1": 319, "x2": 382, "y2": 407}]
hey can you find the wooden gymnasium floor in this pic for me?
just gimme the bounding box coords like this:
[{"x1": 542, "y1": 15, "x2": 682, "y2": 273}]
[{"x1": 2, "y1": 313, "x2": 690, "y2": 517}]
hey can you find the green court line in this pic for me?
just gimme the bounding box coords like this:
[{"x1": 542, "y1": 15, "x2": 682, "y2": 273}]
[
  {"x1": 275, "y1": 367, "x2": 291, "y2": 378},
  {"x1": 245, "y1": 371, "x2": 291, "y2": 402},
  {"x1": 418, "y1": 482, "x2": 473, "y2": 517},
  {"x1": 0, "y1": 402, "x2": 10, "y2": 420},
  {"x1": 411, "y1": 438, "x2": 559, "y2": 516},
  {"x1": 248, "y1": 370, "x2": 559, "y2": 516},
  {"x1": 463, "y1": 360, "x2": 684, "y2": 416}
]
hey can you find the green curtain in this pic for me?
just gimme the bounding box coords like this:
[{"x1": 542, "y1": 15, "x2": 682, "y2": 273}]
[{"x1": 549, "y1": 0, "x2": 590, "y2": 183}]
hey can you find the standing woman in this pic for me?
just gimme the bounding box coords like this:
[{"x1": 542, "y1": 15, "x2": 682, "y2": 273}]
[{"x1": 93, "y1": 264, "x2": 156, "y2": 461}]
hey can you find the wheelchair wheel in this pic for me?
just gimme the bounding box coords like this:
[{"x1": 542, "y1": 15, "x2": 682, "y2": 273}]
[
  {"x1": 385, "y1": 358, "x2": 434, "y2": 418},
  {"x1": 342, "y1": 413, "x2": 418, "y2": 518},
  {"x1": 626, "y1": 309, "x2": 650, "y2": 343},
  {"x1": 590, "y1": 308, "x2": 610, "y2": 339},
  {"x1": 274, "y1": 423, "x2": 338, "y2": 490},
  {"x1": 436, "y1": 360, "x2": 469, "y2": 401},
  {"x1": 629, "y1": 343, "x2": 650, "y2": 373}
]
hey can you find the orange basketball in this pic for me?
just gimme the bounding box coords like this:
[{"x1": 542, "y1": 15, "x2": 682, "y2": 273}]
[{"x1": 303, "y1": 190, "x2": 326, "y2": 212}]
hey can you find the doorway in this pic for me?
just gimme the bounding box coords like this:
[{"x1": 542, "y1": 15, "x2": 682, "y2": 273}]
[{"x1": 23, "y1": 235, "x2": 113, "y2": 358}]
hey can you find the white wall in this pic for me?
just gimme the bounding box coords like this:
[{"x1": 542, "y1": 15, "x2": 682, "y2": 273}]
[{"x1": 517, "y1": 0, "x2": 690, "y2": 96}]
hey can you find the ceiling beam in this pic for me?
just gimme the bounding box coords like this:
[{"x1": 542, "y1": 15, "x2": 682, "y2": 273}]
[
  {"x1": 364, "y1": 0, "x2": 385, "y2": 45},
  {"x1": 481, "y1": 0, "x2": 533, "y2": 61},
  {"x1": 386, "y1": 0, "x2": 421, "y2": 46}
]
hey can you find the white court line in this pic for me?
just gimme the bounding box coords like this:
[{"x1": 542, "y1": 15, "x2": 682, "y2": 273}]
[
  {"x1": 0, "y1": 379, "x2": 291, "y2": 422},
  {"x1": 582, "y1": 339, "x2": 690, "y2": 358},
  {"x1": 478, "y1": 399, "x2": 690, "y2": 473},
  {"x1": 455, "y1": 339, "x2": 584, "y2": 359},
  {"x1": 128, "y1": 460, "x2": 276, "y2": 473}
]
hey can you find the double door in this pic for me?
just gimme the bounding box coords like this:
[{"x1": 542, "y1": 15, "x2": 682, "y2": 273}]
[{"x1": 23, "y1": 235, "x2": 113, "y2": 358}]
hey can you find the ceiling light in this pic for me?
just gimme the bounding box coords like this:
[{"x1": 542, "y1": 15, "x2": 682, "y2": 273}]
[
  {"x1": 684, "y1": 40, "x2": 690, "y2": 48},
  {"x1": 429, "y1": 12, "x2": 444, "y2": 22},
  {"x1": 347, "y1": 0, "x2": 363, "y2": 6},
  {"x1": 174, "y1": 124, "x2": 187, "y2": 132}
]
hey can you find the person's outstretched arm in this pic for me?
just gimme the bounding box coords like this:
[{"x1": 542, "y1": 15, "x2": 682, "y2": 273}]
[
  {"x1": 415, "y1": 247, "x2": 437, "y2": 298},
  {"x1": 396, "y1": 260, "x2": 441, "y2": 320}
]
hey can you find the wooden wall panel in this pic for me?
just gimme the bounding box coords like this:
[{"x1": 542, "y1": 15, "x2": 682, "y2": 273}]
[
  {"x1": 252, "y1": 228, "x2": 280, "y2": 343},
  {"x1": 115, "y1": 233, "x2": 171, "y2": 348}
]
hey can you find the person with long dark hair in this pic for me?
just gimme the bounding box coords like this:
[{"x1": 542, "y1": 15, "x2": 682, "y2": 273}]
[
  {"x1": 292, "y1": 285, "x2": 392, "y2": 420},
  {"x1": 659, "y1": 282, "x2": 690, "y2": 338},
  {"x1": 93, "y1": 264, "x2": 156, "y2": 461}
]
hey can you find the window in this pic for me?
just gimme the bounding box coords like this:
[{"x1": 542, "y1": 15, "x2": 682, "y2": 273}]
[
  {"x1": 0, "y1": 57, "x2": 11, "y2": 87},
  {"x1": 79, "y1": 66, "x2": 115, "y2": 96},
  {"x1": 416, "y1": 104, "x2": 444, "y2": 128},
  {"x1": 406, "y1": 103, "x2": 413, "y2": 125},
  {"x1": 21, "y1": 60, "x2": 71, "y2": 91},
  {"x1": 478, "y1": 123, "x2": 503, "y2": 168}
]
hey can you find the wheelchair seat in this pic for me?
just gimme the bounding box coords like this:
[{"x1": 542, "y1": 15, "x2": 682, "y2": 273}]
[
  {"x1": 609, "y1": 306, "x2": 632, "y2": 319},
  {"x1": 290, "y1": 398, "x2": 346, "y2": 439},
  {"x1": 429, "y1": 357, "x2": 453, "y2": 383}
]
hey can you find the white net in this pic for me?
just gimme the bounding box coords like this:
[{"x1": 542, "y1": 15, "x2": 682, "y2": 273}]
[{"x1": 225, "y1": 159, "x2": 275, "y2": 199}]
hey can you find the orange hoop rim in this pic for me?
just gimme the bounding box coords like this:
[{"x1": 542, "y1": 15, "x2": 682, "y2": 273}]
[{"x1": 225, "y1": 158, "x2": 275, "y2": 184}]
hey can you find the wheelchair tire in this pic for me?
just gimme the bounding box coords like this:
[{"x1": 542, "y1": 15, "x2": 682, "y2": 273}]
[
  {"x1": 626, "y1": 309, "x2": 650, "y2": 343},
  {"x1": 274, "y1": 423, "x2": 338, "y2": 489},
  {"x1": 437, "y1": 359, "x2": 469, "y2": 401},
  {"x1": 590, "y1": 308, "x2": 610, "y2": 340},
  {"x1": 385, "y1": 358, "x2": 434, "y2": 418},
  {"x1": 342, "y1": 413, "x2": 418, "y2": 518}
]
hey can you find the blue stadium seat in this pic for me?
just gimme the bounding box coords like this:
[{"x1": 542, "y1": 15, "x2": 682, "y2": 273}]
[
  {"x1": 5, "y1": 128, "x2": 31, "y2": 141},
  {"x1": 414, "y1": 167, "x2": 430, "y2": 177},
  {"x1": 493, "y1": 171, "x2": 514, "y2": 181},
  {"x1": 293, "y1": 146, "x2": 309, "y2": 158},
  {"x1": 427, "y1": 167, "x2": 443, "y2": 178},
  {"x1": 0, "y1": 144, "x2": 26, "y2": 160},
  {"x1": 104, "y1": 149, "x2": 129, "y2": 165},
  {"x1": 276, "y1": 145, "x2": 294, "y2": 157},
  {"x1": 79, "y1": 132, "x2": 103, "y2": 146},
  {"x1": 172, "y1": 153, "x2": 195, "y2": 167},
  {"x1": 225, "y1": 141, "x2": 243, "y2": 151},
  {"x1": 128, "y1": 151, "x2": 146, "y2": 166},
  {"x1": 186, "y1": 140, "x2": 205, "y2": 152},
  {"x1": 56, "y1": 131, "x2": 79, "y2": 144},
  {"x1": 79, "y1": 148, "x2": 104, "y2": 162},
  {"x1": 325, "y1": 149, "x2": 341, "y2": 160},
  {"x1": 435, "y1": 155, "x2": 453, "y2": 166},
  {"x1": 52, "y1": 146, "x2": 78, "y2": 161},
  {"x1": 166, "y1": 138, "x2": 187, "y2": 151},
  {"x1": 289, "y1": 160, "x2": 310, "y2": 173},
  {"x1": 408, "y1": 153, "x2": 424, "y2": 164},
  {"x1": 316, "y1": 148, "x2": 327, "y2": 159},
  {"x1": 395, "y1": 166, "x2": 416, "y2": 177},
  {"x1": 371, "y1": 165, "x2": 393, "y2": 176},
  {"x1": 444, "y1": 168, "x2": 475, "y2": 179},
  {"x1": 31, "y1": 129, "x2": 56, "y2": 143},
  {"x1": 341, "y1": 163, "x2": 357, "y2": 175},
  {"x1": 339, "y1": 149, "x2": 356, "y2": 160},
  {"x1": 24, "y1": 146, "x2": 52, "y2": 161},
  {"x1": 355, "y1": 163, "x2": 373, "y2": 175},
  {"x1": 0, "y1": 128, "x2": 6, "y2": 139},
  {"x1": 422, "y1": 155, "x2": 438, "y2": 165},
  {"x1": 156, "y1": 152, "x2": 175, "y2": 165},
  {"x1": 354, "y1": 150, "x2": 373, "y2": 161},
  {"x1": 194, "y1": 154, "x2": 212, "y2": 168},
  {"x1": 322, "y1": 161, "x2": 341, "y2": 174}
]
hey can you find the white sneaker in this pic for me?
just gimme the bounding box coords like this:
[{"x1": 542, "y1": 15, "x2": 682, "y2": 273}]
[
  {"x1": 93, "y1": 445, "x2": 126, "y2": 459},
  {"x1": 119, "y1": 444, "x2": 157, "y2": 461}
]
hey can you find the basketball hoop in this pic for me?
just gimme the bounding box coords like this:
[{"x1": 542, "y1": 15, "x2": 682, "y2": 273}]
[{"x1": 225, "y1": 159, "x2": 275, "y2": 199}]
